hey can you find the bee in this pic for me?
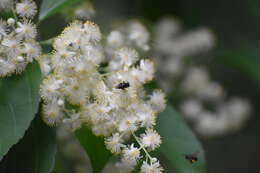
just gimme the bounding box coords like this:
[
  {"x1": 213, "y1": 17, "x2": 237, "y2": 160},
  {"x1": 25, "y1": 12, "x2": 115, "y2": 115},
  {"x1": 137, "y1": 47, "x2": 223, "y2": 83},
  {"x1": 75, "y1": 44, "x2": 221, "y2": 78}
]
[
  {"x1": 184, "y1": 151, "x2": 199, "y2": 164},
  {"x1": 116, "y1": 81, "x2": 130, "y2": 90}
]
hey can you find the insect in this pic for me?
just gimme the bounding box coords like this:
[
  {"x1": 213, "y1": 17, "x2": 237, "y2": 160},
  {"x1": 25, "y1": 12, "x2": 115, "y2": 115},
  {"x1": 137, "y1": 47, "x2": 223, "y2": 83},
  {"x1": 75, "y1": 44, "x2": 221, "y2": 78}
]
[
  {"x1": 184, "y1": 151, "x2": 199, "y2": 164},
  {"x1": 116, "y1": 81, "x2": 130, "y2": 90}
]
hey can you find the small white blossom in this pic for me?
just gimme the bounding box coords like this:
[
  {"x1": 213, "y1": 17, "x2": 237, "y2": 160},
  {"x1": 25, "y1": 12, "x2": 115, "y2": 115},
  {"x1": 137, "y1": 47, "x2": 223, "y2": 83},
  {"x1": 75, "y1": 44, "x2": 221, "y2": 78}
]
[
  {"x1": 118, "y1": 116, "x2": 138, "y2": 133},
  {"x1": 115, "y1": 47, "x2": 138, "y2": 68},
  {"x1": 0, "y1": 59, "x2": 16, "y2": 76},
  {"x1": 43, "y1": 100, "x2": 64, "y2": 126},
  {"x1": 141, "y1": 160, "x2": 163, "y2": 173},
  {"x1": 180, "y1": 99, "x2": 203, "y2": 120},
  {"x1": 83, "y1": 21, "x2": 101, "y2": 43},
  {"x1": 105, "y1": 133, "x2": 124, "y2": 154},
  {"x1": 149, "y1": 90, "x2": 166, "y2": 112},
  {"x1": 141, "y1": 129, "x2": 161, "y2": 151},
  {"x1": 122, "y1": 144, "x2": 140, "y2": 164},
  {"x1": 107, "y1": 31, "x2": 124, "y2": 48},
  {"x1": 16, "y1": 0, "x2": 37, "y2": 18},
  {"x1": 127, "y1": 20, "x2": 150, "y2": 51},
  {"x1": 15, "y1": 20, "x2": 37, "y2": 39}
]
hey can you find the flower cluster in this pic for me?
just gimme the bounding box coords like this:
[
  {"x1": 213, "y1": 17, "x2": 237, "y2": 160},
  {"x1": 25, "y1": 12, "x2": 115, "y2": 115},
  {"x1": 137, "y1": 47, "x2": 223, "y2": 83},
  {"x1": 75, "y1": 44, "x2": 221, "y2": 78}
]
[
  {"x1": 153, "y1": 17, "x2": 251, "y2": 137},
  {"x1": 105, "y1": 20, "x2": 150, "y2": 57},
  {"x1": 180, "y1": 67, "x2": 251, "y2": 137},
  {"x1": 40, "y1": 20, "x2": 166, "y2": 172},
  {"x1": 0, "y1": 0, "x2": 40, "y2": 77},
  {"x1": 153, "y1": 17, "x2": 215, "y2": 92}
]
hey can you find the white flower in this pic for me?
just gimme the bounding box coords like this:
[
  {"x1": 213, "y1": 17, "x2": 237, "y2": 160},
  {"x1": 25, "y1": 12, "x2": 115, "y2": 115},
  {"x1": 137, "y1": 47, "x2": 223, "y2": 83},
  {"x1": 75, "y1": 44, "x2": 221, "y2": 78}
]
[
  {"x1": 141, "y1": 129, "x2": 161, "y2": 151},
  {"x1": 149, "y1": 90, "x2": 166, "y2": 112},
  {"x1": 127, "y1": 21, "x2": 150, "y2": 51},
  {"x1": 133, "y1": 59, "x2": 155, "y2": 83},
  {"x1": 0, "y1": 0, "x2": 40, "y2": 77},
  {"x1": 2, "y1": 36, "x2": 21, "y2": 57},
  {"x1": 180, "y1": 99, "x2": 203, "y2": 120},
  {"x1": 43, "y1": 100, "x2": 64, "y2": 126},
  {"x1": 40, "y1": 75, "x2": 63, "y2": 101},
  {"x1": 16, "y1": 0, "x2": 37, "y2": 18},
  {"x1": 22, "y1": 41, "x2": 41, "y2": 61},
  {"x1": 118, "y1": 115, "x2": 138, "y2": 133},
  {"x1": 122, "y1": 144, "x2": 140, "y2": 164},
  {"x1": 115, "y1": 47, "x2": 139, "y2": 68},
  {"x1": 38, "y1": 55, "x2": 52, "y2": 76},
  {"x1": 0, "y1": 59, "x2": 16, "y2": 76},
  {"x1": 15, "y1": 20, "x2": 37, "y2": 39},
  {"x1": 105, "y1": 133, "x2": 124, "y2": 154},
  {"x1": 141, "y1": 160, "x2": 163, "y2": 173},
  {"x1": 181, "y1": 67, "x2": 210, "y2": 95},
  {"x1": 83, "y1": 21, "x2": 101, "y2": 43},
  {"x1": 136, "y1": 104, "x2": 156, "y2": 128},
  {"x1": 107, "y1": 30, "x2": 124, "y2": 48}
]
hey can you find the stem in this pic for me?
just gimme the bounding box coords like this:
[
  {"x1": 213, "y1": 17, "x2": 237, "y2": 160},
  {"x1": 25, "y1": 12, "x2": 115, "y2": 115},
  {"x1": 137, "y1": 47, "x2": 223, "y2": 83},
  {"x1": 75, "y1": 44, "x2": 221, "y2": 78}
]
[
  {"x1": 11, "y1": 8, "x2": 18, "y2": 22},
  {"x1": 40, "y1": 38, "x2": 55, "y2": 46},
  {"x1": 132, "y1": 132, "x2": 153, "y2": 161}
]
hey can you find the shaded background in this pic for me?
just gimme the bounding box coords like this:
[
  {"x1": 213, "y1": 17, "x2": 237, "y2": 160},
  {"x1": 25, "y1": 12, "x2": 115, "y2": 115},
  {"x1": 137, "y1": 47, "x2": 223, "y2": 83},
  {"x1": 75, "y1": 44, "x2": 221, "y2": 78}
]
[{"x1": 91, "y1": 0, "x2": 260, "y2": 172}]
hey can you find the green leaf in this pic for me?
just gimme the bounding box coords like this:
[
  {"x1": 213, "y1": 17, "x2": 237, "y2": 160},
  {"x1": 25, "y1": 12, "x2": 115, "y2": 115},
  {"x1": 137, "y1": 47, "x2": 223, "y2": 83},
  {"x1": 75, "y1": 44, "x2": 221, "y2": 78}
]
[
  {"x1": 0, "y1": 115, "x2": 57, "y2": 173},
  {"x1": 0, "y1": 62, "x2": 41, "y2": 160},
  {"x1": 218, "y1": 48, "x2": 260, "y2": 87},
  {"x1": 75, "y1": 127, "x2": 111, "y2": 173},
  {"x1": 39, "y1": 0, "x2": 81, "y2": 22},
  {"x1": 157, "y1": 106, "x2": 207, "y2": 173}
]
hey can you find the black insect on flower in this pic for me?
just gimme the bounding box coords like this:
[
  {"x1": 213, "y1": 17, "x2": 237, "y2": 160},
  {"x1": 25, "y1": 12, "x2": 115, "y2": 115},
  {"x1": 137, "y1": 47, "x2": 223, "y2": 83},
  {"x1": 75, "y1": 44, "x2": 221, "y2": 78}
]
[
  {"x1": 116, "y1": 81, "x2": 130, "y2": 90},
  {"x1": 184, "y1": 151, "x2": 199, "y2": 164}
]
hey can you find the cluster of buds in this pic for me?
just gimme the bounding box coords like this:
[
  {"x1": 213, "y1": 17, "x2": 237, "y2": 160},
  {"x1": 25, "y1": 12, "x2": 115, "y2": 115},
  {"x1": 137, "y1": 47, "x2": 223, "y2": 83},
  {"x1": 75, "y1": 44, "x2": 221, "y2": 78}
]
[
  {"x1": 0, "y1": 0, "x2": 41, "y2": 77},
  {"x1": 40, "y1": 20, "x2": 166, "y2": 173},
  {"x1": 153, "y1": 17, "x2": 251, "y2": 137}
]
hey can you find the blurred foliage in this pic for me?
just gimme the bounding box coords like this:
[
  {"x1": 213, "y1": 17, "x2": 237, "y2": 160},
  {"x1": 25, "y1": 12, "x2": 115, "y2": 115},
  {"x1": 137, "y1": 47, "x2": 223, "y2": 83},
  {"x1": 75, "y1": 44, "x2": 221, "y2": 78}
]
[
  {"x1": 39, "y1": 0, "x2": 81, "y2": 22},
  {"x1": 75, "y1": 127, "x2": 111, "y2": 173},
  {"x1": 0, "y1": 115, "x2": 57, "y2": 173},
  {"x1": 218, "y1": 48, "x2": 260, "y2": 87},
  {"x1": 157, "y1": 106, "x2": 207, "y2": 173},
  {"x1": 0, "y1": 62, "x2": 41, "y2": 160}
]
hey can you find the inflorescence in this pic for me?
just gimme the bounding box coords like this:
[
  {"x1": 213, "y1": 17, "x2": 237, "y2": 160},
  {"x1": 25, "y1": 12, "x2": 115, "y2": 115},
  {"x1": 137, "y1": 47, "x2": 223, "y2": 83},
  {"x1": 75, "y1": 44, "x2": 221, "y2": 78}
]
[
  {"x1": 0, "y1": 0, "x2": 40, "y2": 77},
  {"x1": 39, "y1": 20, "x2": 166, "y2": 173}
]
